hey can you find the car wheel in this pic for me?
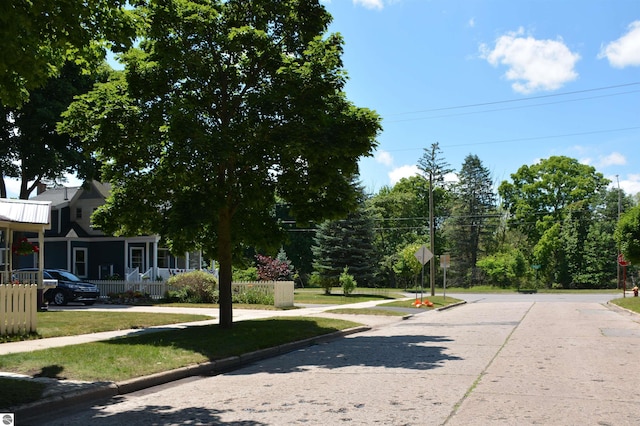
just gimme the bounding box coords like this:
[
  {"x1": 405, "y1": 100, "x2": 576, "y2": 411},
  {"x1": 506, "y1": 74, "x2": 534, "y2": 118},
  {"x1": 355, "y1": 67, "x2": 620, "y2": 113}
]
[
  {"x1": 83, "y1": 301, "x2": 95, "y2": 306},
  {"x1": 53, "y1": 290, "x2": 68, "y2": 306}
]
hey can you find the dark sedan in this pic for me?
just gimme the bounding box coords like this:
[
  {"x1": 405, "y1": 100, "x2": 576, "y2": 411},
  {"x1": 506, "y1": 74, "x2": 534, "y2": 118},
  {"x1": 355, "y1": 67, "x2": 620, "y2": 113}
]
[{"x1": 17, "y1": 268, "x2": 100, "y2": 306}]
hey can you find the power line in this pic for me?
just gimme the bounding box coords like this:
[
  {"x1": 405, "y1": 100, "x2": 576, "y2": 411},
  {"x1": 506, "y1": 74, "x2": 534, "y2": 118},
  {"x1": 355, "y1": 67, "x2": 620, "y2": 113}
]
[
  {"x1": 383, "y1": 126, "x2": 640, "y2": 153},
  {"x1": 385, "y1": 81, "x2": 640, "y2": 117},
  {"x1": 385, "y1": 89, "x2": 640, "y2": 123}
]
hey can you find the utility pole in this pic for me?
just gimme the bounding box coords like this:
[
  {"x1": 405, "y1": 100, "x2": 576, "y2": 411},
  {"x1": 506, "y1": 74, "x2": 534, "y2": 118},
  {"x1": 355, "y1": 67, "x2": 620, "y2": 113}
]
[
  {"x1": 617, "y1": 175, "x2": 621, "y2": 290},
  {"x1": 429, "y1": 172, "x2": 435, "y2": 296}
]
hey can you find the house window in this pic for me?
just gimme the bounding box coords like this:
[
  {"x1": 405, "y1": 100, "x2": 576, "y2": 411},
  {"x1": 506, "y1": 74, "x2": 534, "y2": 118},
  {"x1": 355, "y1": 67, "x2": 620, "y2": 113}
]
[
  {"x1": 73, "y1": 247, "x2": 88, "y2": 278},
  {"x1": 130, "y1": 247, "x2": 144, "y2": 273},
  {"x1": 157, "y1": 248, "x2": 170, "y2": 268},
  {"x1": 76, "y1": 208, "x2": 82, "y2": 219}
]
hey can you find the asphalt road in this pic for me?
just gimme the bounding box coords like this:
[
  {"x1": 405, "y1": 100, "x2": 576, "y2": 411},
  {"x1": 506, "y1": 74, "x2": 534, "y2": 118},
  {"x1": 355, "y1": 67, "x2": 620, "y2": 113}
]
[{"x1": 23, "y1": 292, "x2": 640, "y2": 425}]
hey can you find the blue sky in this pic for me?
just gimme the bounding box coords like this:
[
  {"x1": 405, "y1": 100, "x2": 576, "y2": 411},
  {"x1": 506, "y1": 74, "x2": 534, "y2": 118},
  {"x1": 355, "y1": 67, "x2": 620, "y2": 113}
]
[
  {"x1": 5, "y1": 0, "x2": 639, "y2": 198},
  {"x1": 322, "y1": 0, "x2": 640, "y2": 195}
]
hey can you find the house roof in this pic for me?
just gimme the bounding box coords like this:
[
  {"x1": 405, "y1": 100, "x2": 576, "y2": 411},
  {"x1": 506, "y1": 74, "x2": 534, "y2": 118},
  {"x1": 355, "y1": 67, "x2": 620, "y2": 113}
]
[
  {"x1": 32, "y1": 181, "x2": 112, "y2": 208},
  {"x1": 31, "y1": 186, "x2": 81, "y2": 208},
  {"x1": 0, "y1": 198, "x2": 51, "y2": 231}
]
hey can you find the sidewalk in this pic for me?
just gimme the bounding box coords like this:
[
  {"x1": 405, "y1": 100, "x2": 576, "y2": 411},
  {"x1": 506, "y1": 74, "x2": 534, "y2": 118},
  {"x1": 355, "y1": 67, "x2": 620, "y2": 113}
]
[{"x1": 1, "y1": 299, "x2": 417, "y2": 417}]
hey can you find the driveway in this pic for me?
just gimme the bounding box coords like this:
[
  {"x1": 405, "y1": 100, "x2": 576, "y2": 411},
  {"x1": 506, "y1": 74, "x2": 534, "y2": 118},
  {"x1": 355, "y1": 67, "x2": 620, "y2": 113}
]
[{"x1": 27, "y1": 293, "x2": 640, "y2": 425}]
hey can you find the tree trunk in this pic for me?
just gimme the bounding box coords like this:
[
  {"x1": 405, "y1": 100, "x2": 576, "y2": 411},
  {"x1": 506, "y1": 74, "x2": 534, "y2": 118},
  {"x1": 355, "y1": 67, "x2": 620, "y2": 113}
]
[{"x1": 217, "y1": 207, "x2": 234, "y2": 329}]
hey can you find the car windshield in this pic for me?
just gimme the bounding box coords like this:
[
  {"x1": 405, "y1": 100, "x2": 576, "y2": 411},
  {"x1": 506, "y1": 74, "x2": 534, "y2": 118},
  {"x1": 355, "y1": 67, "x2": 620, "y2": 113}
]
[{"x1": 48, "y1": 270, "x2": 83, "y2": 282}]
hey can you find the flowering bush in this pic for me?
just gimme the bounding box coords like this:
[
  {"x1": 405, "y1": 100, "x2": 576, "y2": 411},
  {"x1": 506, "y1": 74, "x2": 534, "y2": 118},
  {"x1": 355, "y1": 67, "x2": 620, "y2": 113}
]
[{"x1": 12, "y1": 238, "x2": 39, "y2": 256}]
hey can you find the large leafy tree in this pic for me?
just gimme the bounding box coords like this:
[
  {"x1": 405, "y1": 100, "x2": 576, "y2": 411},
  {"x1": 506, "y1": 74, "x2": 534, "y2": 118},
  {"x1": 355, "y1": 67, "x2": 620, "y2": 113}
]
[
  {"x1": 0, "y1": 63, "x2": 99, "y2": 199},
  {"x1": 60, "y1": 0, "x2": 381, "y2": 328},
  {"x1": 447, "y1": 154, "x2": 497, "y2": 286},
  {"x1": 0, "y1": 0, "x2": 135, "y2": 107},
  {"x1": 615, "y1": 205, "x2": 640, "y2": 265},
  {"x1": 499, "y1": 156, "x2": 610, "y2": 286}
]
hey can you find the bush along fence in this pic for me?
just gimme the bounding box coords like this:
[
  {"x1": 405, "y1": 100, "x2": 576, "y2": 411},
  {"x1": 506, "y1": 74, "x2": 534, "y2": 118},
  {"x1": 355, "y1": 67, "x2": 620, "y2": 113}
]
[
  {"x1": 0, "y1": 284, "x2": 38, "y2": 336},
  {"x1": 93, "y1": 280, "x2": 295, "y2": 308}
]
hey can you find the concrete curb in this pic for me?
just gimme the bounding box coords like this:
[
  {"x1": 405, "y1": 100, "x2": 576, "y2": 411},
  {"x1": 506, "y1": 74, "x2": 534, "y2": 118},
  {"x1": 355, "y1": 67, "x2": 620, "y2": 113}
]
[
  {"x1": 606, "y1": 300, "x2": 640, "y2": 319},
  {"x1": 437, "y1": 300, "x2": 467, "y2": 311},
  {"x1": 13, "y1": 325, "x2": 370, "y2": 421}
]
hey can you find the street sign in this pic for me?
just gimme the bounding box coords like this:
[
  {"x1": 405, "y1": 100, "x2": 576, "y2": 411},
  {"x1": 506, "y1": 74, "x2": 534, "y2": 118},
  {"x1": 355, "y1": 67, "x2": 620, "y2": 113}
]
[
  {"x1": 440, "y1": 254, "x2": 450, "y2": 268},
  {"x1": 414, "y1": 245, "x2": 433, "y2": 265},
  {"x1": 618, "y1": 253, "x2": 631, "y2": 266}
]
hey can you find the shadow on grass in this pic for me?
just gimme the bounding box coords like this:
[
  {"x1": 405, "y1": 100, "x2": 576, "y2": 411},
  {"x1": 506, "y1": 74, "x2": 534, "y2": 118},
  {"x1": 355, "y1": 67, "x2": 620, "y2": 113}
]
[
  {"x1": 33, "y1": 364, "x2": 66, "y2": 379},
  {"x1": 102, "y1": 318, "x2": 355, "y2": 361}
]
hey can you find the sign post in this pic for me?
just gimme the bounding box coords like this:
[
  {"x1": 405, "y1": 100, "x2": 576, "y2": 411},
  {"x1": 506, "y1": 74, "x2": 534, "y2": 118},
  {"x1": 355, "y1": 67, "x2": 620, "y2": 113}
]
[
  {"x1": 415, "y1": 245, "x2": 433, "y2": 302},
  {"x1": 618, "y1": 254, "x2": 631, "y2": 297},
  {"x1": 440, "y1": 254, "x2": 450, "y2": 299}
]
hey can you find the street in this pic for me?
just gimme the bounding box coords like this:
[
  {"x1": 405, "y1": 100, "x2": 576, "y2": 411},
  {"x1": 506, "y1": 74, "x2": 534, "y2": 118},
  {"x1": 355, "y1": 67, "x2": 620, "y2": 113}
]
[{"x1": 24, "y1": 293, "x2": 640, "y2": 425}]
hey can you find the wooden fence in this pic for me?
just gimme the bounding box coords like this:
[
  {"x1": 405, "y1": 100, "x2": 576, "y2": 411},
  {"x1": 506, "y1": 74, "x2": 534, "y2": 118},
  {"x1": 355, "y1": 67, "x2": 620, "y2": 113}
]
[
  {"x1": 93, "y1": 280, "x2": 295, "y2": 308},
  {"x1": 0, "y1": 284, "x2": 37, "y2": 336}
]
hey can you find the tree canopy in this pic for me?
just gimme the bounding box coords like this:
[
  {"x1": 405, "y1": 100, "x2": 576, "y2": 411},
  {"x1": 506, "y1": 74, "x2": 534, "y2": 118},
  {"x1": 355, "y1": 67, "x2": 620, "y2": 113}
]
[
  {"x1": 60, "y1": 0, "x2": 381, "y2": 328},
  {"x1": 0, "y1": 0, "x2": 136, "y2": 107}
]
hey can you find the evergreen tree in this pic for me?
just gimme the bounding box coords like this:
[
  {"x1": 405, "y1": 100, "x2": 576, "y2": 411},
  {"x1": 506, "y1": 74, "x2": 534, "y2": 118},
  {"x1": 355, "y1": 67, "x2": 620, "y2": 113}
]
[
  {"x1": 312, "y1": 203, "x2": 380, "y2": 288},
  {"x1": 447, "y1": 155, "x2": 497, "y2": 286}
]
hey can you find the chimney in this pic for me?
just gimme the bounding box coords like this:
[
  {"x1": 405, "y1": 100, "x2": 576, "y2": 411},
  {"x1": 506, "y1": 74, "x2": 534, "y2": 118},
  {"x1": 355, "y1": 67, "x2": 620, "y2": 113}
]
[
  {"x1": 37, "y1": 182, "x2": 48, "y2": 195},
  {"x1": 64, "y1": 187, "x2": 68, "y2": 200}
]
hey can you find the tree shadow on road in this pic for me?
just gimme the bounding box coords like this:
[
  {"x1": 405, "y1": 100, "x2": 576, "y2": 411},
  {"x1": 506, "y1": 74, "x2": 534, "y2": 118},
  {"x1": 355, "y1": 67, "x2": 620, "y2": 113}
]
[
  {"x1": 27, "y1": 403, "x2": 267, "y2": 426},
  {"x1": 227, "y1": 334, "x2": 462, "y2": 375}
]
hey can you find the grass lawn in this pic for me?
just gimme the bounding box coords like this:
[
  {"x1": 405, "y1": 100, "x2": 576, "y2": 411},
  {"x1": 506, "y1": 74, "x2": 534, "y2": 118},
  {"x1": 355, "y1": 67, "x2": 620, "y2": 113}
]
[
  {"x1": 294, "y1": 288, "x2": 405, "y2": 304},
  {"x1": 0, "y1": 317, "x2": 358, "y2": 409},
  {"x1": 1, "y1": 311, "x2": 212, "y2": 343},
  {"x1": 380, "y1": 295, "x2": 463, "y2": 309},
  {"x1": 610, "y1": 296, "x2": 640, "y2": 314}
]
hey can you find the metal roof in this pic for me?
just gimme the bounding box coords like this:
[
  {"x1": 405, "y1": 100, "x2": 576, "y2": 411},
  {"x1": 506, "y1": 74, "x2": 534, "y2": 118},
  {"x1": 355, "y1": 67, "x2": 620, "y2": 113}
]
[{"x1": 0, "y1": 198, "x2": 51, "y2": 225}]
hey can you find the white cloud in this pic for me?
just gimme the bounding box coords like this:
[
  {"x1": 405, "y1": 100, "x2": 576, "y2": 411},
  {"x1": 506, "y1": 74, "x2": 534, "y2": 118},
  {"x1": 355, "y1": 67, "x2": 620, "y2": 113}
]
[
  {"x1": 599, "y1": 21, "x2": 640, "y2": 68},
  {"x1": 375, "y1": 150, "x2": 394, "y2": 166},
  {"x1": 468, "y1": 17, "x2": 476, "y2": 28},
  {"x1": 480, "y1": 27, "x2": 580, "y2": 94},
  {"x1": 597, "y1": 152, "x2": 627, "y2": 168},
  {"x1": 354, "y1": 0, "x2": 384, "y2": 10},
  {"x1": 612, "y1": 173, "x2": 640, "y2": 195},
  {"x1": 389, "y1": 165, "x2": 420, "y2": 185}
]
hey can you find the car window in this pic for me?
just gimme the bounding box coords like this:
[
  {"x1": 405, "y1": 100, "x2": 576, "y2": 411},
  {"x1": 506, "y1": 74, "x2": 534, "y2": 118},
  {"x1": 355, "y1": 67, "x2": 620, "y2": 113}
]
[{"x1": 49, "y1": 270, "x2": 82, "y2": 282}]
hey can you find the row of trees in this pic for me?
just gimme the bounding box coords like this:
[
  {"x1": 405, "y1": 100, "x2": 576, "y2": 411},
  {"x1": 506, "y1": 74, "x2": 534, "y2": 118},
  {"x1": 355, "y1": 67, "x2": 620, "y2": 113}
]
[{"x1": 288, "y1": 145, "x2": 638, "y2": 292}]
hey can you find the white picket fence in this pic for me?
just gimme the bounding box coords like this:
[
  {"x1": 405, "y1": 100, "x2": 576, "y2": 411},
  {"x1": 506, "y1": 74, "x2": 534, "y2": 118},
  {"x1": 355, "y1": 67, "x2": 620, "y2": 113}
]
[
  {"x1": 0, "y1": 284, "x2": 38, "y2": 336},
  {"x1": 93, "y1": 280, "x2": 295, "y2": 307}
]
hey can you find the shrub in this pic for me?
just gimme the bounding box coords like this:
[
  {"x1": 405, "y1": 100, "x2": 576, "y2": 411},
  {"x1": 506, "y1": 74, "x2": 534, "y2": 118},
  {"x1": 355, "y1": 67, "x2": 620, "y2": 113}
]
[
  {"x1": 166, "y1": 270, "x2": 218, "y2": 303},
  {"x1": 309, "y1": 271, "x2": 333, "y2": 295},
  {"x1": 340, "y1": 266, "x2": 357, "y2": 296},
  {"x1": 232, "y1": 286, "x2": 274, "y2": 305},
  {"x1": 232, "y1": 266, "x2": 259, "y2": 282}
]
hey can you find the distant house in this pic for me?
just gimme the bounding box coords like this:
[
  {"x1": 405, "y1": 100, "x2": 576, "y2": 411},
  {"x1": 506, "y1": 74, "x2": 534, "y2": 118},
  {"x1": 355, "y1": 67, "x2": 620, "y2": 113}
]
[{"x1": 16, "y1": 181, "x2": 204, "y2": 281}]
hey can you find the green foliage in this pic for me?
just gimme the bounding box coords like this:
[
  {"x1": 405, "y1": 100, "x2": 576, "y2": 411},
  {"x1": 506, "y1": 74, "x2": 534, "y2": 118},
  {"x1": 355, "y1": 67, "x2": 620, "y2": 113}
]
[
  {"x1": 0, "y1": 0, "x2": 136, "y2": 107},
  {"x1": 312, "y1": 200, "x2": 381, "y2": 288},
  {"x1": 615, "y1": 205, "x2": 640, "y2": 264},
  {"x1": 445, "y1": 155, "x2": 498, "y2": 286},
  {"x1": 233, "y1": 266, "x2": 259, "y2": 282},
  {"x1": 309, "y1": 271, "x2": 333, "y2": 295},
  {"x1": 232, "y1": 287, "x2": 274, "y2": 305},
  {"x1": 476, "y1": 250, "x2": 529, "y2": 288},
  {"x1": 340, "y1": 266, "x2": 357, "y2": 296},
  {"x1": 392, "y1": 243, "x2": 424, "y2": 289},
  {"x1": 1, "y1": 62, "x2": 101, "y2": 198},
  {"x1": 166, "y1": 271, "x2": 218, "y2": 304}
]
